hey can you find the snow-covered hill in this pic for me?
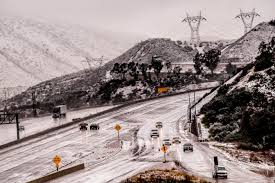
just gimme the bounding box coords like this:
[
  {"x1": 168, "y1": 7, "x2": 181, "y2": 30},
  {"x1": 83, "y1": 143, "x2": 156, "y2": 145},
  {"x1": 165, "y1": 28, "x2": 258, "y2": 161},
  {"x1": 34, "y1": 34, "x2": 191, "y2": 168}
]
[
  {"x1": 221, "y1": 22, "x2": 275, "y2": 63},
  {"x1": 109, "y1": 38, "x2": 196, "y2": 65},
  {"x1": 0, "y1": 17, "x2": 141, "y2": 88}
]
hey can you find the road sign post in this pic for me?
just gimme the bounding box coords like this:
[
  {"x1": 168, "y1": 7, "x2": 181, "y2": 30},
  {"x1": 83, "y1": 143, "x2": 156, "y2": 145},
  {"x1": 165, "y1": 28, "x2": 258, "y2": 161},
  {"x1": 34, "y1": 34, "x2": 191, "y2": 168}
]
[
  {"x1": 115, "y1": 124, "x2": 121, "y2": 140},
  {"x1": 53, "y1": 155, "x2": 61, "y2": 171},
  {"x1": 161, "y1": 145, "x2": 168, "y2": 163}
]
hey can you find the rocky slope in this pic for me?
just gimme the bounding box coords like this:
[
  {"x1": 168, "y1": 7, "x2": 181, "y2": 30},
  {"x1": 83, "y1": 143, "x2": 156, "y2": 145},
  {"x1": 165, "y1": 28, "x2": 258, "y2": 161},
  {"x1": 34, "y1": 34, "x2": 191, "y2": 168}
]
[
  {"x1": 221, "y1": 21, "x2": 275, "y2": 63},
  {"x1": 0, "y1": 16, "x2": 139, "y2": 88}
]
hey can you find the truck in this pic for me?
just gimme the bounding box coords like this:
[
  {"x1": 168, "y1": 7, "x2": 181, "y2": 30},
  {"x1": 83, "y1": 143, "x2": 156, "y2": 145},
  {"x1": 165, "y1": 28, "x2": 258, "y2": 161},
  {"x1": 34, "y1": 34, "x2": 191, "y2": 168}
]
[
  {"x1": 212, "y1": 156, "x2": 228, "y2": 179},
  {"x1": 52, "y1": 105, "x2": 67, "y2": 118}
]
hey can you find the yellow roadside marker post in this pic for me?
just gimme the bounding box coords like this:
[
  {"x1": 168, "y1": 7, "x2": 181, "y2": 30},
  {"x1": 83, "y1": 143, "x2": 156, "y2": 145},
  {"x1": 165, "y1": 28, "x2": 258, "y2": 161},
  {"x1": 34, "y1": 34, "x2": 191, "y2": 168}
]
[
  {"x1": 53, "y1": 155, "x2": 61, "y2": 171},
  {"x1": 115, "y1": 123, "x2": 122, "y2": 139},
  {"x1": 161, "y1": 145, "x2": 168, "y2": 163}
]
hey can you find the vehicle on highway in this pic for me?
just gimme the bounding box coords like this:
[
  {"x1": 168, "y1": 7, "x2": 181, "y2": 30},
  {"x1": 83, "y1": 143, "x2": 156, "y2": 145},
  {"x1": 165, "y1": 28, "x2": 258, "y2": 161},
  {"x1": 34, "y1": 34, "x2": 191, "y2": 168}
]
[
  {"x1": 212, "y1": 165, "x2": 228, "y2": 178},
  {"x1": 52, "y1": 105, "x2": 67, "y2": 118},
  {"x1": 163, "y1": 138, "x2": 172, "y2": 146},
  {"x1": 198, "y1": 137, "x2": 209, "y2": 142},
  {"x1": 150, "y1": 129, "x2": 159, "y2": 138},
  {"x1": 183, "y1": 143, "x2": 193, "y2": 152},
  {"x1": 212, "y1": 156, "x2": 228, "y2": 179},
  {"x1": 79, "y1": 122, "x2": 88, "y2": 131},
  {"x1": 90, "y1": 123, "x2": 100, "y2": 130},
  {"x1": 155, "y1": 122, "x2": 163, "y2": 129},
  {"x1": 172, "y1": 137, "x2": 181, "y2": 144},
  {"x1": 72, "y1": 118, "x2": 81, "y2": 122}
]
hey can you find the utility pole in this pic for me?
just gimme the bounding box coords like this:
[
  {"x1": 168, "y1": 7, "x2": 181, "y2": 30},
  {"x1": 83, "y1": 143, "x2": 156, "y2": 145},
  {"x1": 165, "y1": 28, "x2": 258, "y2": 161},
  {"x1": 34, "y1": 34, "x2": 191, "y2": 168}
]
[
  {"x1": 0, "y1": 112, "x2": 20, "y2": 140},
  {"x1": 32, "y1": 90, "x2": 38, "y2": 117},
  {"x1": 16, "y1": 114, "x2": 19, "y2": 140},
  {"x1": 182, "y1": 11, "x2": 206, "y2": 44},
  {"x1": 193, "y1": 91, "x2": 196, "y2": 115},
  {"x1": 236, "y1": 8, "x2": 260, "y2": 34}
]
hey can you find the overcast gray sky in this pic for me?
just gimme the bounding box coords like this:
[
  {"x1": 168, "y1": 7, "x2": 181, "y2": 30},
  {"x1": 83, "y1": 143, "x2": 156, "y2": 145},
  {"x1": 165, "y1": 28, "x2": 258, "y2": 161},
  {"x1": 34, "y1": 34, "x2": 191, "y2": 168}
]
[{"x1": 0, "y1": 0, "x2": 274, "y2": 40}]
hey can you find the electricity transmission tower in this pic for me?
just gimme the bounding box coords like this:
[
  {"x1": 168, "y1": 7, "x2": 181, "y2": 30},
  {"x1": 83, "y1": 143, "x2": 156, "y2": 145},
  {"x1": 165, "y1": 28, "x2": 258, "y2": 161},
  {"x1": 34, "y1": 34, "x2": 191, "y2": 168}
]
[
  {"x1": 182, "y1": 11, "x2": 206, "y2": 44},
  {"x1": 235, "y1": 8, "x2": 260, "y2": 34}
]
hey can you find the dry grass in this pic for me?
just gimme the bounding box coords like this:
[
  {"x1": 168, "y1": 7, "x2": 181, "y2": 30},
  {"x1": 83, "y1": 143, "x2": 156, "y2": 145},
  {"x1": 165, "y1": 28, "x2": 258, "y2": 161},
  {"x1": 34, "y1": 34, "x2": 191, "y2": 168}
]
[{"x1": 121, "y1": 169, "x2": 211, "y2": 183}]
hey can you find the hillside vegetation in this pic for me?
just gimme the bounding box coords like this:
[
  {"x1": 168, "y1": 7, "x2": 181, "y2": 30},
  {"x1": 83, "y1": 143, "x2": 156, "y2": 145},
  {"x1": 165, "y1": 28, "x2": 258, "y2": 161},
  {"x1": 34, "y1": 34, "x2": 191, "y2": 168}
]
[
  {"x1": 4, "y1": 38, "x2": 206, "y2": 116},
  {"x1": 201, "y1": 36, "x2": 275, "y2": 150}
]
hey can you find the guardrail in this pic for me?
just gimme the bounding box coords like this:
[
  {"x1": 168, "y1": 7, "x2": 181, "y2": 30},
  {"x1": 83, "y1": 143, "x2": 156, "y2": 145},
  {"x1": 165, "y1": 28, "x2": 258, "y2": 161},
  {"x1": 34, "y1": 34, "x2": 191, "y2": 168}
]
[
  {"x1": 0, "y1": 86, "x2": 215, "y2": 150},
  {"x1": 26, "y1": 163, "x2": 85, "y2": 183}
]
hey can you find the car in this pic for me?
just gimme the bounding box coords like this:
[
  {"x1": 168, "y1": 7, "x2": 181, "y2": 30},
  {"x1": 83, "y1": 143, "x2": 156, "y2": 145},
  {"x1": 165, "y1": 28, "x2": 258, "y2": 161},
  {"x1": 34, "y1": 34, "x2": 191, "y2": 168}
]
[
  {"x1": 72, "y1": 118, "x2": 81, "y2": 122},
  {"x1": 183, "y1": 143, "x2": 193, "y2": 152},
  {"x1": 163, "y1": 138, "x2": 172, "y2": 146},
  {"x1": 150, "y1": 129, "x2": 159, "y2": 138},
  {"x1": 90, "y1": 123, "x2": 100, "y2": 130},
  {"x1": 198, "y1": 137, "x2": 209, "y2": 142},
  {"x1": 79, "y1": 123, "x2": 88, "y2": 131},
  {"x1": 172, "y1": 137, "x2": 181, "y2": 144},
  {"x1": 212, "y1": 165, "x2": 228, "y2": 179},
  {"x1": 155, "y1": 122, "x2": 163, "y2": 129}
]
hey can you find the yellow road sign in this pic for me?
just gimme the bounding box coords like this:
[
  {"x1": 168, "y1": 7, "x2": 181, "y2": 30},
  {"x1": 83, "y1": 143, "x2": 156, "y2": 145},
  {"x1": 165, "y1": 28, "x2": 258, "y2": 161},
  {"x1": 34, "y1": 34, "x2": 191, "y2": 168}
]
[
  {"x1": 157, "y1": 87, "x2": 169, "y2": 94},
  {"x1": 53, "y1": 155, "x2": 61, "y2": 166},
  {"x1": 161, "y1": 145, "x2": 168, "y2": 153},
  {"x1": 115, "y1": 124, "x2": 121, "y2": 131}
]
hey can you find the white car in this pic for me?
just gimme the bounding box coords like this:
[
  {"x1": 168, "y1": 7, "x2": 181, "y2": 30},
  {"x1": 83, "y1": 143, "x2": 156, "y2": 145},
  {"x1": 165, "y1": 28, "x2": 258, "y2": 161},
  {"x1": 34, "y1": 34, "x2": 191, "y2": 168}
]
[
  {"x1": 172, "y1": 137, "x2": 181, "y2": 144},
  {"x1": 163, "y1": 138, "x2": 172, "y2": 146},
  {"x1": 212, "y1": 165, "x2": 228, "y2": 178},
  {"x1": 150, "y1": 129, "x2": 159, "y2": 138},
  {"x1": 155, "y1": 122, "x2": 163, "y2": 129}
]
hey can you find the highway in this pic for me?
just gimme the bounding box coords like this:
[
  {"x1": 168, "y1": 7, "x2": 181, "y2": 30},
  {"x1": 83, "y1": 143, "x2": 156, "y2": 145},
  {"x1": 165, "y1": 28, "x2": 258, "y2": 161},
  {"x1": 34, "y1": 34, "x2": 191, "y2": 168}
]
[{"x1": 0, "y1": 90, "x2": 273, "y2": 183}]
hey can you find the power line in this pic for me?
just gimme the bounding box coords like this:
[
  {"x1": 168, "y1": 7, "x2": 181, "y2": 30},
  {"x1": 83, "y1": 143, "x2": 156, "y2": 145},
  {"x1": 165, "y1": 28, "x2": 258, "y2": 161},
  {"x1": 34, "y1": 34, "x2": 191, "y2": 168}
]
[
  {"x1": 182, "y1": 11, "x2": 207, "y2": 44},
  {"x1": 235, "y1": 8, "x2": 260, "y2": 34}
]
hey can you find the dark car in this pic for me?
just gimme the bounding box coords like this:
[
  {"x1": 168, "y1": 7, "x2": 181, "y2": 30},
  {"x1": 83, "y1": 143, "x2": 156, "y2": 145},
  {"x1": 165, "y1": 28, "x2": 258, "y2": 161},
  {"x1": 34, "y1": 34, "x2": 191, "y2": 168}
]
[
  {"x1": 79, "y1": 123, "x2": 88, "y2": 131},
  {"x1": 90, "y1": 124, "x2": 100, "y2": 130},
  {"x1": 183, "y1": 143, "x2": 193, "y2": 152}
]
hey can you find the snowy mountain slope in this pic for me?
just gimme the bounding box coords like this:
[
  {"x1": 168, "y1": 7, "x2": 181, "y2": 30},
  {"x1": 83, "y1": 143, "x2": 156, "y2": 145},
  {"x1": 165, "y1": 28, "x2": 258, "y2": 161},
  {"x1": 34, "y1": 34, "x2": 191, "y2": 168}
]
[
  {"x1": 109, "y1": 38, "x2": 196, "y2": 65},
  {"x1": 221, "y1": 22, "x2": 275, "y2": 63},
  {"x1": 0, "y1": 17, "x2": 141, "y2": 88}
]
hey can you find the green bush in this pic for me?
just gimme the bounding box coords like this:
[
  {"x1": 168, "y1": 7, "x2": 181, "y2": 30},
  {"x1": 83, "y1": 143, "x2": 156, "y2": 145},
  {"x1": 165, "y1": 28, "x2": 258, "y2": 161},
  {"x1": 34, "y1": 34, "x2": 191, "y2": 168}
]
[
  {"x1": 269, "y1": 19, "x2": 275, "y2": 26},
  {"x1": 217, "y1": 84, "x2": 229, "y2": 96}
]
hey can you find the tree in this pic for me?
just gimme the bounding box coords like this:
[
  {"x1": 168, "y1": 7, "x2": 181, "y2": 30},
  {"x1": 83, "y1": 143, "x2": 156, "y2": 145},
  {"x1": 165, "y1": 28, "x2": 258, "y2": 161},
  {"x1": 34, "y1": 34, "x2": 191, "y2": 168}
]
[
  {"x1": 151, "y1": 55, "x2": 163, "y2": 81},
  {"x1": 128, "y1": 62, "x2": 139, "y2": 80},
  {"x1": 165, "y1": 61, "x2": 172, "y2": 76},
  {"x1": 173, "y1": 66, "x2": 182, "y2": 78},
  {"x1": 110, "y1": 63, "x2": 121, "y2": 79},
  {"x1": 193, "y1": 53, "x2": 203, "y2": 75},
  {"x1": 120, "y1": 63, "x2": 128, "y2": 80},
  {"x1": 225, "y1": 62, "x2": 237, "y2": 76},
  {"x1": 147, "y1": 64, "x2": 152, "y2": 81},
  {"x1": 203, "y1": 49, "x2": 221, "y2": 75},
  {"x1": 254, "y1": 37, "x2": 275, "y2": 71},
  {"x1": 176, "y1": 40, "x2": 182, "y2": 46},
  {"x1": 139, "y1": 63, "x2": 148, "y2": 80}
]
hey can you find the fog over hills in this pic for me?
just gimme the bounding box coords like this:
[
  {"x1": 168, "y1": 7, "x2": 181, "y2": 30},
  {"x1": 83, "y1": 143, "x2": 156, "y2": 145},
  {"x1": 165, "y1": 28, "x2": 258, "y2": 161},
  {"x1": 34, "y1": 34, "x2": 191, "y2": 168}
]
[{"x1": 0, "y1": 16, "x2": 143, "y2": 88}]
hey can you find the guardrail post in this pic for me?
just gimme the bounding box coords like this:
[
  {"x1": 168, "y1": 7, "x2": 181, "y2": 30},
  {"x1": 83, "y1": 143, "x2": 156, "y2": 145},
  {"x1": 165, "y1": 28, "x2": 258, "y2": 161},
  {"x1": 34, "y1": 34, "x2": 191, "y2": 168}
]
[{"x1": 16, "y1": 114, "x2": 20, "y2": 140}]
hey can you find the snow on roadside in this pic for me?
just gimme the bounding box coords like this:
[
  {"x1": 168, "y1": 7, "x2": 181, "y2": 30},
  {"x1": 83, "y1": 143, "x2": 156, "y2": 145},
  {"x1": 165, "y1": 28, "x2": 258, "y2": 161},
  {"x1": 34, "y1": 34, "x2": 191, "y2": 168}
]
[
  {"x1": 208, "y1": 141, "x2": 275, "y2": 174},
  {"x1": 0, "y1": 105, "x2": 117, "y2": 145}
]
